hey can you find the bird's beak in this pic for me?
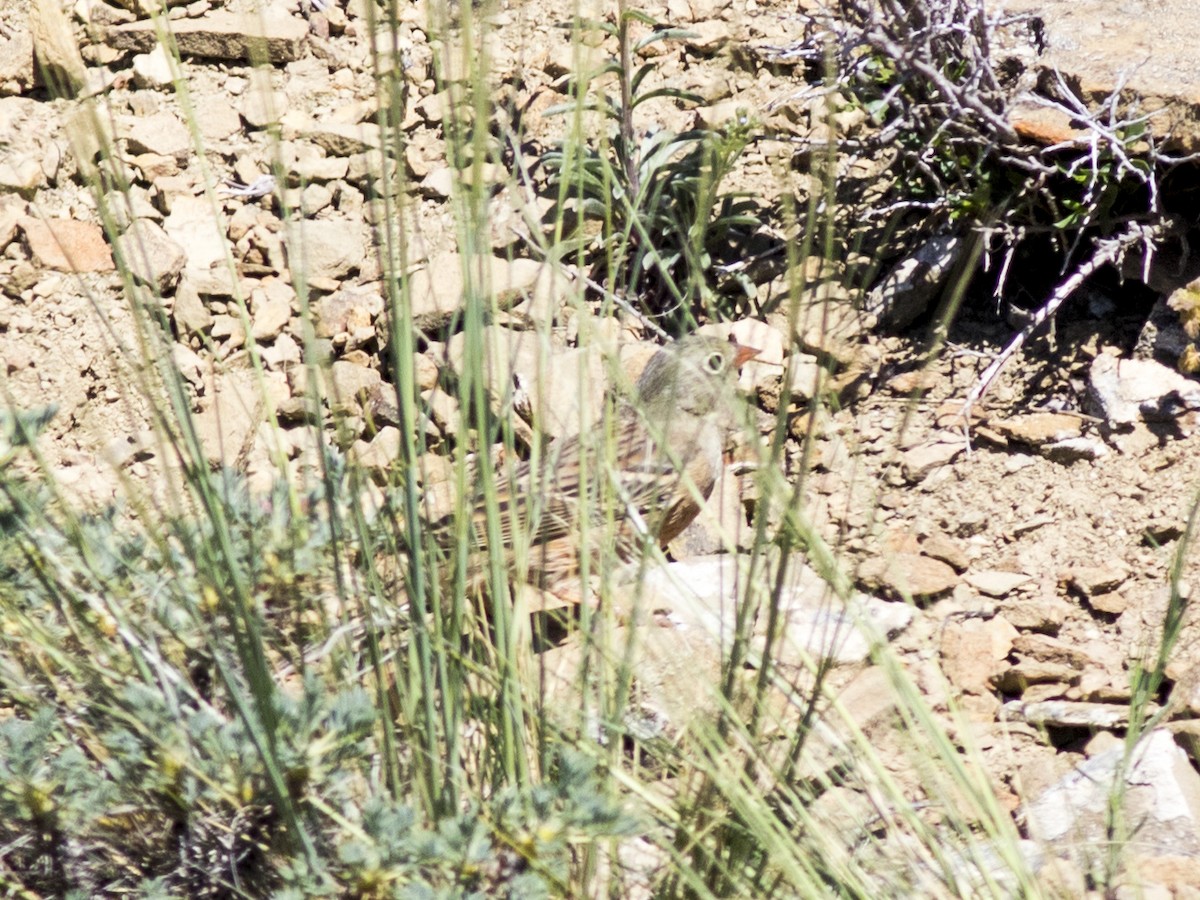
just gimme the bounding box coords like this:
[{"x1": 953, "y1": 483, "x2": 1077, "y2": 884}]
[{"x1": 732, "y1": 342, "x2": 761, "y2": 367}]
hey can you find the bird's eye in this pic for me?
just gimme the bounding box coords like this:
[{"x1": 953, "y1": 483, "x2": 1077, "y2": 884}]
[{"x1": 704, "y1": 351, "x2": 726, "y2": 374}]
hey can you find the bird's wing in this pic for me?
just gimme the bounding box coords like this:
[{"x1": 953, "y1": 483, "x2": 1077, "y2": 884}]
[{"x1": 430, "y1": 415, "x2": 678, "y2": 554}]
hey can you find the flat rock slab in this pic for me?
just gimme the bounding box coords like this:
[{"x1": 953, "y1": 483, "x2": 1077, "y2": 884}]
[
  {"x1": 635, "y1": 553, "x2": 914, "y2": 667},
  {"x1": 999, "y1": 0, "x2": 1200, "y2": 152},
  {"x1": 106, "y1": 11, "x2": 307, "y2": 63},
  {"x1": 18, "y1": 216, "x2": 113, "y2": 272}
]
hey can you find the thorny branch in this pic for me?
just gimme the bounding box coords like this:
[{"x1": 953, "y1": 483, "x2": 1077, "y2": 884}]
[
  {"x1": 756, "y1": 0, "x2": 1195, "y2": 424},
  {"x1": 958, "y1": 220, "x2": 1171, "y2": 429}
]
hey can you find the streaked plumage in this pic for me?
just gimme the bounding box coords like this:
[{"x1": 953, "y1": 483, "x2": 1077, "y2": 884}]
[{"x1": 438, "y1": 334, "x2": 758, "y2": 590}]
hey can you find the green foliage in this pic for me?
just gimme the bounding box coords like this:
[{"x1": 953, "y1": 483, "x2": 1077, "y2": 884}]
[
  {"x1": 0, "y1": 452, "x2": 636, "y2": 897},
  {"x1": 539, "y1": 14, "x2": 761, "y2": 326},
  {"x1": 838, "y1": 2, "x2": 1159, "y2": 250}
]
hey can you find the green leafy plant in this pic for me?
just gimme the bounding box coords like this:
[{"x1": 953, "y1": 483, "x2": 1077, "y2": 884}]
[{"x1": 539, "y1": 11, "x2": 761, "y2": 326}]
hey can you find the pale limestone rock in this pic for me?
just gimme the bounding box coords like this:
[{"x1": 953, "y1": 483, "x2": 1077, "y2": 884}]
[
  {"x1": 163, "y1": 195, "x2": 226, "y2": 272},
  {"x1": 121, "y1": 110, "x2": 191, "y2": 163},
  {"x1": 172, "y1": 276, "x2": 213, "y2": 335},
  {"x1": 351, "y1": 426, "x2": 400, "y2": 477},
  {"x1": 31, "y1": 0, "x2": 88, "y2": 96},
  {"x1": 325, "y1": 359, "x2": 382, "y2": 414},
  {"x1": 939, "y1": 615, "x2": 1018, "y2": 694},
  {"x1": 901, "y1": 440, "x2": 964, "y2": 482},
  {"x1": 1022, "y1": 729, "x2": 1200, "y2": 864},
  {"x1": 131, "y1": 45, "x2": 174, "y2": 88},
  {"x1": 283, "y1": 218, "x2": 365, "y2": 281},
  {"x1": 1088, "y1": 353, "x2": 1200, "y2": 427},
  {"x1": 857, "y1": 552, "x2": 958, "y2": 601},
  {"x1": 116, "y1": 219, "x2": 186, "y2": 291},
  {"x1": 409, "y1": 254, "x2": 542, "y2": 330},
  {"x1": 193, "y1": 368, "x2": 288, "y2": 466},
  {"x1": 0, "y1": 19, "x2": 35, "y2": 95},
  {"x1": 963, "y1": 569, "x2": 1031, "y2": 598},
  {"x1": 106, "y1": 10, "x2": 308, "y2": 63},
  {"x1": 446, "y1": 325, "x2": 606, "y2": 440},
  {"x1": 249, "y1": 280, "x2": 293, "y2": 341},
  {"x1": 636, "y1": 553, "x2": 913, "y2": 669}
]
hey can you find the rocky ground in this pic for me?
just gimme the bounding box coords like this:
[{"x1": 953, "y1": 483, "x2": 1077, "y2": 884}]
[{"x1": 8, "y1": 0, "x2": 1200, "y2": 892}]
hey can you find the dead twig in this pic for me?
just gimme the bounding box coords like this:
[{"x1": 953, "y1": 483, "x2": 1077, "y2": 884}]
[{"x1": 958, "y1": 220, "x2": 1167, "y2": 430}]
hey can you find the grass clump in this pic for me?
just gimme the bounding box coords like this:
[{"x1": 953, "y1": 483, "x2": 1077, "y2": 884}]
[{"x1": 538, "y1": 10, "x2": 761, "y2": 327}]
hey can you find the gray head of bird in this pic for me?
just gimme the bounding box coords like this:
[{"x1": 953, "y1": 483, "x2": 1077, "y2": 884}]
[{"x1": 633, "y1": 334, "x2": 760, "y2": 420}]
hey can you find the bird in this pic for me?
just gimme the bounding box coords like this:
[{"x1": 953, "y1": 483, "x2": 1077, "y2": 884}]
[{"x1": 437, "y1": 333, "x2": 760, "y2": 595}]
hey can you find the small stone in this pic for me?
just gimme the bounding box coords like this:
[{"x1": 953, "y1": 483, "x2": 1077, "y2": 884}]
[
  {"x1": 1063, "y1": 564, "x2": 1128, "y2": 597},
  {"x1": 192, "y1": 369, "x2": 288, "y2": 466},
  {"x1": 863, "y1": 234, "x2": 965, "y2": 331},
  {"x1": 992, "y1": 659, "x2": 1077, "y2": 695},
  {"x1": 1011, "y1": 633, "x2": 1097, "y2": 670},
  {"x1": 1009, "y1": 699, "x2": 1135, "y2": 730},
  {"x1": 939, "y1": 615, "x2": 1018, "y2": 695},
  {"x1": 296, "y1": 120, "x2": 382, "y2": 156},
  {"x1": 412, "y1": 254, "x2": 543, "y2": 330},
  {"x1": 240, "y1": 86, "x2": 288, "y2": 129},
  {"x1": 993, "y1": 412, "x2": 1084, "y2": 446},
  {"x1": 261, "y1": 331, "x2": 302, "y2": 371},
  {"x1": 1088, "y1": 353, "x2": 1200, "y2": 427},
  {"x1": 326, "y1": 359, "x2": 382, "y2": 414},
  {"x1": 857, "y1": 553, "x2": 958, "y2": 602},
  {"x1": 173, "y1": 277, "x2": 213, "y2": 334},
  {"x1": 1002, "y1": 596, "x2": 1070, "y2": 633},
  {"x1": 1042, "y1": 436, "x2": 1109, "y2": 463},
  {"x1": 120, "y1": 110, "x2": 191, "y2": 163},
  {"x1": 163, "y1": 195, "x2": 226, "y2": 272},
  {"x1": 921, "y1": 533, "x2": 969, "y2": 572},
  {"x1": 131, "y1": 45, "x2": 174, "y2": 88},
  {"x1": 1004, "y1": 453, "x2": 1037, "y2": 473},
  {"x1": 351, "y1": 426, "x2": 401, "y2": 477},
  {"x1": 901, "y1": 441, "x2": 963, "y2": 482},
  {"x1": 0, "y1": 22, "x2": 35, "y2": 95},
  {"x1": 249, "y1": 280, "x2": 293, "y2": 341},
  {"x1": 132, "y1": 152, "x2": 178, "y2": 181},
  {"x1": 116, "y1": 219, "x2": 187, "y2": 291},
  {"x1": 421, "y1": 388, "x2": 461, "y2": 438},
  {"x1": 210, "y1": 314, "x2": 245, "y2": 350},
  {"x1": 1088, "y1": 591, "x2": 1128, "y2": 615},
  {"x1": 0, "y1": 153, "x2": 45, "y2": 199},
  {"x1": 283, "y1": 218, "x2": 366, "y2": 281},
  {"x1": 31, "y1": 0, "x2": 88, "y2": 96},
  {"x1": 955, "y1": 510, "x2": 988, "y2": 538},
  {"x1": 964, "y1": 569, "x2": 1031, "y2": 598},
  {"x1": 314, "y1": 288, "x2": 382, "y2": 337},
  {"x1": 413, "y1": 352, "x2": 439, "y2": 391},
  {"x1": 419, "y1": 166, "x2": 454, "y2": 199}
]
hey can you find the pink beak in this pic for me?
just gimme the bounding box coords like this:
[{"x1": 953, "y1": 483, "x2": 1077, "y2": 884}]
[{"x1": 731, "y1": 341, "x2": 761, "y2": 367}]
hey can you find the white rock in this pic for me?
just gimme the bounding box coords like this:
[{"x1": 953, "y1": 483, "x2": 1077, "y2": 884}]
[
  {"x1": 1023, "y1": 729, "x2": 1200, "y2": 856},
  {"x1": 636, "y1": 554, "x2": 914, "y2": 666},
  {"x1": 1088, "y1": 354, "x2": 1200, "y2": 427},
  {"x1": 249, "y1": 281, "x2": 293, "y2": 341},
  {"x1": 283, "y1": 218, "x2": 366, "y2": 281},
  {"x1": 131, "y1": 45, "x2": 174, "y2": 88},
  {"x1": 163, "y1": 195, "x2": 227, "y2": 272},
  {"x1": 116, "y1": 219, "x2": 186, "y2": 291}
]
